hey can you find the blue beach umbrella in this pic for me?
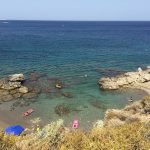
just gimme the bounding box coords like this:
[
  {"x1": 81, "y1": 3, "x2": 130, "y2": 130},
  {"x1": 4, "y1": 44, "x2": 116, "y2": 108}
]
[{"x1": 5, "y1": 125, "x2": 25, "y2": 136}]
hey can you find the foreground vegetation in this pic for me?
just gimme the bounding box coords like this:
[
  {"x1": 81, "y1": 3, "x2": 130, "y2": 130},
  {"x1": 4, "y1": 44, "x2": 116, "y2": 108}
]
[{"x1": 0, "y1": 120, "x2": 149, "y2": 150}]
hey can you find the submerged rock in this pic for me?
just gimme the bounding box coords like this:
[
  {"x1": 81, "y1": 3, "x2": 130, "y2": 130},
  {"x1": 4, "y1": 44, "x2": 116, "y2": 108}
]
[
  {"x1": 96, "y1": 67, "x2": 125, "y2": 77},
  {"x1": 55, "y1": 104, "x2": 71, "y2": 116},
  {"x1": 62, "y1": 92, "x2": 73, "y2": 98},
  {"x1": 0, "y1": 94, "x2": 14, "y2": 102},
  {"x1": 89, "y1": 100, "x2": 107, "y2": 110},
  {"x1": 29, "y1": 72, "x2": 47, "y2": 81},
  {"x1": 22, "y1": 92, "x2": 37, "y2": 99},
  {"x1": 99, "y1": 68, "x2": 150, "y2": 90},
  {"x1": 0, "y1": 89, "x2": 13, "y2": 101}
]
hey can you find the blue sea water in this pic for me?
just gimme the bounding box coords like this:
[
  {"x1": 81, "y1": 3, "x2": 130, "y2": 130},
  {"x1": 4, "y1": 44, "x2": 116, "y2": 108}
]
[{"x1": 0, "y1": 21, "x2": 150, "y2": 128}]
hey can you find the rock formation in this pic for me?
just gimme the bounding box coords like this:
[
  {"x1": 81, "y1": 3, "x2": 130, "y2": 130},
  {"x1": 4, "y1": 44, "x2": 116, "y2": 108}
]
[
  {"x1": 8, "y1": 74, "x2": 24, "y2": 82},
  {"x1": 19, "y1": 86, "x2": 28, "y2": 94},
  {"x1": 0, "y1": 74, "x2": 36, "y2": 102},
  {"x1": 99, "y1": 67, "x2": 150, "y2": 90},
  {"x1": 104, "y1": 96, "x2": 150, "y2": 127}
]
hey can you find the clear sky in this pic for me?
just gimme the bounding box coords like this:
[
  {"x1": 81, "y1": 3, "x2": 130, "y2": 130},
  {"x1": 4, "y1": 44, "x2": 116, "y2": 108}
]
[{"x1": 0, "y1": 0, "x2": 150, "y2": 21}]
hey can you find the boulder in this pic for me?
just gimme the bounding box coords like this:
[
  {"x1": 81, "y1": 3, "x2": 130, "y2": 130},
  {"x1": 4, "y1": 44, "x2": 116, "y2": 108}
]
[
  {"x1": 8, "y1": 74, "x2": 24, "y2": 82},
  {"x1": 19, "y1": 86, "x2": 28, "y2": 94},
  {"x1": 1, "y1": 81, "x2": 21, "y2": 90}
]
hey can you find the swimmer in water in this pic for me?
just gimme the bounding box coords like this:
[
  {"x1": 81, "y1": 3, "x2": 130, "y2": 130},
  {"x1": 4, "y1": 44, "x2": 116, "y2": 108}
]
[
  {"x1": 84, "y1": 74, "x2": 88, "y2": 78},
  {"x1": 128, "y1": 97, "x2": 133, "y2": 102}
]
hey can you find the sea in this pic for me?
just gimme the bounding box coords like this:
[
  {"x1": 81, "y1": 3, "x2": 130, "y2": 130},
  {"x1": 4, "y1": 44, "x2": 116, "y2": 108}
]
[{"x1": 0, "y1": 21, "x2": 150, "y2": 129}]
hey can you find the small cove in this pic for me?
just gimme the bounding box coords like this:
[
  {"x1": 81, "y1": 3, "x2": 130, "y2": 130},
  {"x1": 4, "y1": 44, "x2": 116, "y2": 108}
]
[{"x1": 0, "y1": 21, "x2": 150, "y2": 129}]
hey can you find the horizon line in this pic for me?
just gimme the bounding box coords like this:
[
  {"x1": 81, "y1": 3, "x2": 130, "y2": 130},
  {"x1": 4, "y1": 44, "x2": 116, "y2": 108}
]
[{"x1": 0, "y1": 19, "x2": 150, "y2": 22}]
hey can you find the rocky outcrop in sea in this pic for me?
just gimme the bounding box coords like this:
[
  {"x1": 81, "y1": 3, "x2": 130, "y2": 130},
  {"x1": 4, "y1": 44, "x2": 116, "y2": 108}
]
[
  {"x1": 0, "y1": 74, "x2": 37, "y2": 102},
  {"x1": 99, "y1": 67, "x2": 150, "y2": 90},
  {"x1": 0, "y1": 72, "x2": 70, "y2": 104},
  {"x1": 99, "y1": 67, "x2": 150, "y2": 127}
]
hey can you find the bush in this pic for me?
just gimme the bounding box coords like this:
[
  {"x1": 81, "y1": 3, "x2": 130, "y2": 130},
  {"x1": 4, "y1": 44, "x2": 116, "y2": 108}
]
[
  {"x1": 59, "y1": 122, "x2": 150, "y2": 150},
  {"x1": 0, "y1": 129, "x2": 19, "y2": 150},
  {"x1": 0, "y1": 121, "x2": 149, "y2": 150}
]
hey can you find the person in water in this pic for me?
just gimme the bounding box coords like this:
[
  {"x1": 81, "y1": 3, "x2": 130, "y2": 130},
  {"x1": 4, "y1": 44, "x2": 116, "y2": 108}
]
[{"x1": 128, "y1": 96, "x2": 133, "y2": 102}]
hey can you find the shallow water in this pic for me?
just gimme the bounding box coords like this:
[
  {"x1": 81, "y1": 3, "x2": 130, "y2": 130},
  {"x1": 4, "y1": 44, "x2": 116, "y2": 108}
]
[{"x1": 0, "y1": 21, "x2": 150, "y2": 129}]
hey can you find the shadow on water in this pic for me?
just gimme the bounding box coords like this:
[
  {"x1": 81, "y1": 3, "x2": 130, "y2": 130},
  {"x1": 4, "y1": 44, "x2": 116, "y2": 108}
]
[
  {"x1": 96, "y1": 67, "x2": 126, "y2": 77},
  {"x1": 88, "y1": 99, "x2": 107, "y2": 111}
]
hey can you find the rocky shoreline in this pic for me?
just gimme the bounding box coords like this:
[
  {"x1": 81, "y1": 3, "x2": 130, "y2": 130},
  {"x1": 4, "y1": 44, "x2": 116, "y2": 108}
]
[
  {"x1": 103, "y1": 96, "x2": 150, "y2": 127},
  {"x1": 0, "y1": 74, "x2": 28, "y2": 102},
  {"x1": 99, "y1": 67, "x2": 150, "y2": 93},
  {"x1": 98, "y1": 67, "x2": 150, "y2": 127},
  {"x1": 0, "y1": 72, "x2": 69, "y2": 103}
]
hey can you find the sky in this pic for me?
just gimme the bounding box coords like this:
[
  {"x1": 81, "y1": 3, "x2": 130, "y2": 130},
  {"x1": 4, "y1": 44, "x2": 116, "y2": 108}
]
[{"x1": 0, "y1": 0, "x2": 150, "y2": 21}]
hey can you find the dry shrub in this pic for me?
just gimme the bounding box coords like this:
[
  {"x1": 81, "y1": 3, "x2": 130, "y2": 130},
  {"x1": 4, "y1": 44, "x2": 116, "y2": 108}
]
[
  {"x1": 143, "y1": 96, "x2": 150, "y2": 111},
  {"x1": 143, "y1": 96, "x2": 150, "y2": 101},
  {"x1": 0, "y1": 120, "x2": 150, "y2": 150},
  {"x1": 0, "y1": 128, "x2": 19, "y2": 150},
  {"x1": 59, "y1": 122, "x2": 150, "y2": 150},
  {"x1": 16, "y1": 119, "x2": 68, "y2": 150}
]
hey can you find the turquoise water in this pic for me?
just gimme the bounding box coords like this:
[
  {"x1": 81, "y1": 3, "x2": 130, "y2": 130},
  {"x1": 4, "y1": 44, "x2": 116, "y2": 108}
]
[{"x1": 0, "y1": 21, "x2": 150, "y2": 128}]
